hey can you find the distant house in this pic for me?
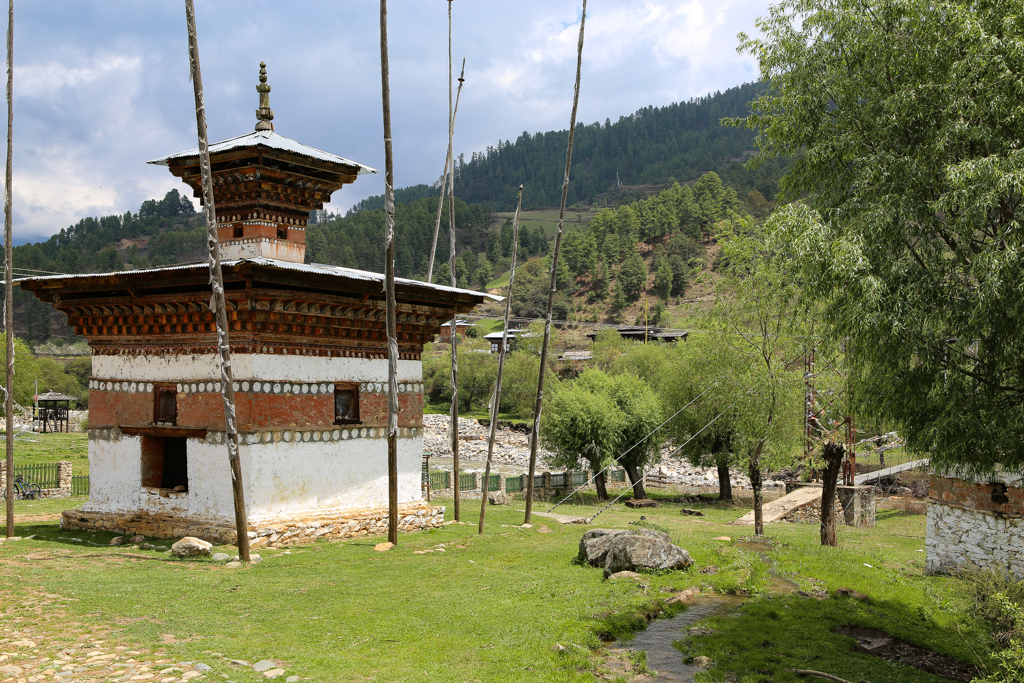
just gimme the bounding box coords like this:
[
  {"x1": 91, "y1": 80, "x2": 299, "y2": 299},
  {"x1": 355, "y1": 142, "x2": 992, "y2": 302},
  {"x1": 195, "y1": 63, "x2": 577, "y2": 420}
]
[
  {"x1": 483, "y1": 328, "x2": 527, "y2": 354},
  {"x1": 585, "y1": 326, "x2": 689, "y2": 344},
  {"x1": 437, "y1": 319, "x2": 473, "y2": 343}
]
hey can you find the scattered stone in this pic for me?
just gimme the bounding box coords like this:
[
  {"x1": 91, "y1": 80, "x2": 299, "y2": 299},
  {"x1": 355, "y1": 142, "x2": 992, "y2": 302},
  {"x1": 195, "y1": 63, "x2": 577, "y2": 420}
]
[
  {"x1": 692, "y1": 656, "x2": 713, "y2": 667},
  {"x1": 253, "y1": 660, "x2": 276, "y2": 672},
  {"x1": 712, "y1": 536, "x2": 731, "y2": 541},
  {"x1": 666, "y1": 587, "x2": 700, "y2": 604},
  {"x1": 251, "y1": 555, "x2": 263, "y2": 564},
  {"x1": 170, "y1": 537, "x2": 213, "y2": 558},
  {"x1": 193, "y1": 663, "x2": 212, "y2": 671},
  {"x1": 374, "y1": 542, "x2": 394, "y2": 552},
  {"x1": 698, "y1": 565, "x2": 719, "y2": 575},
  {"x1": 224, "y1": 561, "x2": 243, "y2": 569},
  {"x1": 10, "y1": 640, "x2": 37, "y2": 648},
  {"x1": 110, "y1": 536, "x2": 125, "y2": 546},
  {"x1": 212, "y1": 553, "x2": 232, "y2": 562},
  {"x1": 521, "y1": 523, "x2": 532, "y2": 529},
  {"x1": 624, "y1": 499, "x2": 659, "y2": 509},
  {"x1": 286, "y1": 677, "x2": 300, "y2": 683},
  {"x1": 836, "y1": 587, "x2": 869, "y2": 602},
  {"x1": 263, "y1": 669, "x2": 286, "y2": 679},
  {"x1": 0, "y1": 665, "x2": 24, "y2": 676},
  {"x1": 130, "y1": 535, "x2": 145, "y2": 543},
  {"x1": 552, "y1": 643, "x2": 566, "y2": 653},
  {"x1": 536, "y1": 525, "x2": 552, "y2": 534},
  {"x1": 228, "y1": 660, "x2": 250, "y2": 667},
  {"x1": 680, "y1": 508, "x2": 705, "y2": 516},
  {"x1": 607, "y1": 571, "x2": 647, "y2": 582},
  {"x1": 487, "y1": 492, "x2": 512, "y2": 506}
]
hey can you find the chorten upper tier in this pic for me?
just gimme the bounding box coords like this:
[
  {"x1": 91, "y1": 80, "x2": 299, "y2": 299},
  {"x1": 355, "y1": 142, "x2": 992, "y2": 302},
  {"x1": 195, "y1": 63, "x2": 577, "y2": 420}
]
[{"x1": 148, "y1": 62, "x2": 377, "y2": 263}]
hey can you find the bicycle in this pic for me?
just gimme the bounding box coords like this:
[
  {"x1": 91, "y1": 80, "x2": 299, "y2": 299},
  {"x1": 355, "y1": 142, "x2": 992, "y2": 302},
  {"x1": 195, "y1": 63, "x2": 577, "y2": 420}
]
[{"x1": 0, "y1": 474, "x2": 42, "y2": 500}]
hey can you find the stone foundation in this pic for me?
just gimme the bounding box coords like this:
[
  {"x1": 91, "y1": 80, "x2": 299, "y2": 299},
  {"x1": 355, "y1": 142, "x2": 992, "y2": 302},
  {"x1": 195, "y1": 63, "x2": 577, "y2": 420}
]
[
  {"x1": 61, "y1": 502, "x2": 445, "y2": 546},
  {"x1": 837, "y1": 485, "x2": 876, "y2": 528}
]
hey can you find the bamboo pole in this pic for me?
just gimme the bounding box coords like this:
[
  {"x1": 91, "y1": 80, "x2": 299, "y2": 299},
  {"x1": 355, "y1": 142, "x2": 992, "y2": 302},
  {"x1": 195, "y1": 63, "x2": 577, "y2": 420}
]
[
  {"x1": 524, "y1": 0, "x2": 587, "y2": 524},
  {"x1": 427, "y1": 58, "x2": 465, "y2": 284},
  {"x1": 183, "y1": 0, "x2": 250, "y2": 561},
  {"x1": 478, "y1": 185, "x2": 523, "y2": 534},
  {"x1": 379, "y1": 0, "x2": 400, "y2": 545},
  {"x1": 3, "y1": 0, "x2": 12, "y2": 537}
]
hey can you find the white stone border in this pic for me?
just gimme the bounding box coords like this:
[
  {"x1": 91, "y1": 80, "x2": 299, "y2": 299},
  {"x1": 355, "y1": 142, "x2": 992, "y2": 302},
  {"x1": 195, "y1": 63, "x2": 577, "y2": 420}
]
[
  {"x1": 88, "y1": 426, "x2": 422, "y2": 444},
  {"x1": 88, "y1": 379, "x2": 426, "y2": 395}
]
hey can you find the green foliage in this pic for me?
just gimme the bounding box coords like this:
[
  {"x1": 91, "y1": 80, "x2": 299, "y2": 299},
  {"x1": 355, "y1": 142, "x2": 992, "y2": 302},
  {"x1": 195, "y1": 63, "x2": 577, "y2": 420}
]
[
  {"x1": 617, "y1": 249, "x2": 647, "y2": 302},
  {"x1": 1, "y1": 334, "x2": 89, "y2": 413},
  {"x1": 738, "y1": 0, "x2": 1024, "y2": 474}
]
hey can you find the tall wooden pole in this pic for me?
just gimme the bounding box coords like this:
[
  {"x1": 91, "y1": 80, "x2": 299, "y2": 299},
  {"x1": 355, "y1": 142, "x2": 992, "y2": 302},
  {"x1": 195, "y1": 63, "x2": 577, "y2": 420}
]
[
  {"x1": 448, "y1": 158, "x2": 461, "y2": 522},
  {"x1": 184, "y1": 0, "x2": 249, "y2": 561},
  {"x1": 427, "y1": 58, "x2": 465, "y2": 284},
  {"x1": 3, "y1": 0, "x2": 12, "y2": 537},
  {"x1": 524, "y1": 0, "x2": 587, "y2": 524},
  {"x1": 427, "y1": 0, "x2": 454, "y2": 285},
  {"x1": 380, "y1": 0, "x2": 400, "y2": 545},
  {"x1": 478, "y1": 185, "x2": 523, "y2": 533}
]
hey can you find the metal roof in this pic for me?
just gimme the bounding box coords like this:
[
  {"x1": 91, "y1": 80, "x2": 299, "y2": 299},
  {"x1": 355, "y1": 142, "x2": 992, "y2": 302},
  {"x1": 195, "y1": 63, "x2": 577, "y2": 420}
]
[
  {"x1": 146, "y1": 130, "x2": 378, "y2": 176},
  {"x1": 36, "y1": 392, "x2": 77, "y2": 402},
  {"x1": 16, "y1": 257, "x2": 501, "y2": 302}
]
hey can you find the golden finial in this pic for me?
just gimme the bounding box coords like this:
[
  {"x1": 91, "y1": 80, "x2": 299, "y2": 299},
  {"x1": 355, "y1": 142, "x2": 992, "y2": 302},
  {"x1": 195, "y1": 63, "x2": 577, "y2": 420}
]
[{"x1": 255, "y1": 61, "x2": 274, "y2": 132}]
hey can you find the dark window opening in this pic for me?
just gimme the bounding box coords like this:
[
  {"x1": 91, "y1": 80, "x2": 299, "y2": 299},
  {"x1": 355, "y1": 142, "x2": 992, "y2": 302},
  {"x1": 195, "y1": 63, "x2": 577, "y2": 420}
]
[
  {"x1": 277, "y1": 226, "x2": 288, "y2": 240},
  {"x1": 233, "y1": 225, "x2": 244, "y2": 238},
  {"x1": 154, "y1": 385, "x2": 177, "y2": 425},
  {"x1": 992, "y1": 482, "x2": 1009, "y2": 505},
  {"x1": 140, "y1": 436, "x2": 189, "y2": 492},
  {"x1": 334, "y1": 386, "x2": 360, "y2": 424}
]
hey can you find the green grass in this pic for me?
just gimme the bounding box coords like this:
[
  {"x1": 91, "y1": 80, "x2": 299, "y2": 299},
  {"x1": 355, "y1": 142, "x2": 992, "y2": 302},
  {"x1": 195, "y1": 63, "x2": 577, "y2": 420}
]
[
  {"x1": 1, "y1": 431, "x2": 89, "y2": 474},
  {"x1": 486, "y1": 269, "x2": 511, "y2": 291},
  {"x1": 0, "y1": 492, "x2": 993, "y2": 682}
]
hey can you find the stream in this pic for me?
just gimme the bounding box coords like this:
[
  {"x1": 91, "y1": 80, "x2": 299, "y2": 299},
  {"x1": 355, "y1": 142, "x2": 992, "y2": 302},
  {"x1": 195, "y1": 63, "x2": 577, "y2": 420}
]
[{"x1": 613, "y1": 543, "x2": 799, "y2": 682}]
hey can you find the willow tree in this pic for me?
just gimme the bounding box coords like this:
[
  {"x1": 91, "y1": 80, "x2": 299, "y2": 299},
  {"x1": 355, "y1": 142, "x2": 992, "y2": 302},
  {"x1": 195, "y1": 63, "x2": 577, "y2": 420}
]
[
  {"x1": 736, "y1": 0, "x2": 1024, "y2": 475},
  {"x1": 709, "y1": 215, "x2": 803, "y2": 535}
]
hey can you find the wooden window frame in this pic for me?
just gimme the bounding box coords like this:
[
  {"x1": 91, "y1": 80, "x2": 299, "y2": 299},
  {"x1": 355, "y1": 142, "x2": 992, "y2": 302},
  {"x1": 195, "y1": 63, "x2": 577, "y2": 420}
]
[
  {"x1": 153, "y1": 383, "x2": 178, "y2": 426},
  {"x1": 334, "y1": 383, "x2": 361, "y2": 425}
]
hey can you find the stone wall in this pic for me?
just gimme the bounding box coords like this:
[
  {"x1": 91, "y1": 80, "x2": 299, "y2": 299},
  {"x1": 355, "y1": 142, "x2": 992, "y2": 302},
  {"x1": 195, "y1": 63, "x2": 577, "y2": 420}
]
[
  {"x1": 927, "y1": 471, "x2": 1024, "y2": 577},
  {"x1": 0, "y1": 460, "x2": 73, "y2": 498},
  {"x1": 61, "y1": 501, "x2": 445, "y2": 546}
]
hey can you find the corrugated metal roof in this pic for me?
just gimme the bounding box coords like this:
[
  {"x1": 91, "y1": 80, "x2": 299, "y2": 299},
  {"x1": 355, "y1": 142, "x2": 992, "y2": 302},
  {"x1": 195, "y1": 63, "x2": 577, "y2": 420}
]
[
  {"x1": 36, "y1": 391, "x2": 77, "y2": 402},
  {"x1": 147, "y1": 130, "x2": 378, "y2": 176},
  {"x1": 16, "y1": 257, "x2": 501, "y2": 302}
]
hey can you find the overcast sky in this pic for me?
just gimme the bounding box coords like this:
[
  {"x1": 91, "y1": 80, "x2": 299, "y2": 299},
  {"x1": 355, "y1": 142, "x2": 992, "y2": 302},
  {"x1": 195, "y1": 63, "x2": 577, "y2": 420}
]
[{"x1": 11, "y1": 0, "x2": 769, "y2": 243}]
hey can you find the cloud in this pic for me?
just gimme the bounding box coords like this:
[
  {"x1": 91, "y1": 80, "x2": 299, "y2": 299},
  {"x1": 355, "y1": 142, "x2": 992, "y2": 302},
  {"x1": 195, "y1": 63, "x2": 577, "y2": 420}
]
[{"x1": 6, "y1": 0, "x2": 772, "y2": 240}]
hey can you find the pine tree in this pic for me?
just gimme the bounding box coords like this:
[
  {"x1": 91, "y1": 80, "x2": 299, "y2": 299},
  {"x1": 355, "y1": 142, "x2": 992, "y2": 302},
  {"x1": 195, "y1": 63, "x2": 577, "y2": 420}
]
[{"x1": 618, "y1": 249, "x2": 647, "y2": 302}]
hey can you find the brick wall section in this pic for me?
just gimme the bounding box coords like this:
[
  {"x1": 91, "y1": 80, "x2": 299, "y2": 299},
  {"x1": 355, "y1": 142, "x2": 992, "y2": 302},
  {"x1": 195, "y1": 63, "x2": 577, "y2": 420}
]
[{"x1": 929, "y1": 474, "x2": 1024, "y2": 516}]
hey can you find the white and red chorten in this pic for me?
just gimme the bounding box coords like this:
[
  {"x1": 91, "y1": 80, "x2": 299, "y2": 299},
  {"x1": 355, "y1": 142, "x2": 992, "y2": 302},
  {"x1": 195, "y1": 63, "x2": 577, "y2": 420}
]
[{"x1": 20, "y1": 64, "x2": 494, "y2": 544}]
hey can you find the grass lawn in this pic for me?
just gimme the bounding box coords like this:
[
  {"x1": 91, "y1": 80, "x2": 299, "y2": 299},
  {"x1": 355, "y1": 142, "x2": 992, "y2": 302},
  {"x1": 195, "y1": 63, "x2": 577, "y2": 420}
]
[
  {"x1": 0, "y1": 492, "x2": 992, "y2": 682},
  {"x1": 1, "y1": 430, "x2": 89, "y2": 474},
  {"x1": 485, "y1": 269, "x2": 511, "y2": 291}
]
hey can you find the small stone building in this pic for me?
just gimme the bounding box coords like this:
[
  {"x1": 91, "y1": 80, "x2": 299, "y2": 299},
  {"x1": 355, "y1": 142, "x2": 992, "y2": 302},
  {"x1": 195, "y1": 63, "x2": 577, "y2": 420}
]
[
  {"x1": 19, "y1": 65, "x2": 495, "y2": 545},
  {"x1": 927, "y1": 467, "x2": 1024, "y2": 577}
]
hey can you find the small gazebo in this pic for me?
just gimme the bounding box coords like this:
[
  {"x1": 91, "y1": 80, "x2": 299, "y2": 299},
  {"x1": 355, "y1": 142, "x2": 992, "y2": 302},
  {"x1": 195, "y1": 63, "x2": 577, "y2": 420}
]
[{"x1": 34, "y1": 392, "x2": 77, "y2": 433}]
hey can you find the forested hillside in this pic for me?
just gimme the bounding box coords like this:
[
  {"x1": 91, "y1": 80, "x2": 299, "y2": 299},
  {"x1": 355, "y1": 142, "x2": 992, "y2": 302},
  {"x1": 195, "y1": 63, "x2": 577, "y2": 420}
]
[{"x1": 356, "y1": 82, "x2": 778, "y2": 212}]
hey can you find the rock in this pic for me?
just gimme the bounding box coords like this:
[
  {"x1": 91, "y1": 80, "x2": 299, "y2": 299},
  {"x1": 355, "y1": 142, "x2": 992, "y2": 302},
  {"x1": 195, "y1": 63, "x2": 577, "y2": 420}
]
[
  {"x1": 603, "y1": 535, "x2": 693, "y2": 578},
  {"x1": 0, "y1": 665, "x2": 24, "y2": 676},
  {"x1": 521, "y1": 523, "x2": 532, "y2": 529},
  {"x1": 712, "y1": 536, "x2": 731, "y2": 541},
  {"x1": 666, "y1": 587, "x2": 700, "y2": 604},
  {"x1": 170, "y1": 537, "x2": 213, "y2": 558},
  {"x1": 374, "y1": 542, "x2": 394, "y2": 552},
  {"x1": 110, "y1": 536, "x2": 125, "y2": 546},
  {"x1": 130, "y1": 535, "x2": 145, "y2": 543},
  {"x1": 680, "y1": 508, "x2": 705, "y2": 516},
  {"x1": 286, "y1": 678, "x2": 300, "y2": 683},
  {"x1": 229, "y1": 660, "x2": 250, "y2": 667},
  {"x1": 692, "y1": 655, "x2": 713, "y2": 667},
  {"x1": 578, "y1": 528, "x2": 671, "y2": 567},
  {"x1": 193, "y1": 663, "x2": 212, "y2": 671},
  {"x1": 251, "y1": 555, "x2": 263, "y2": 564},
  {"x1": 624, "y1": 498, "x2": 659, "y2": 509},
  {"x1": 698, "y1": 565, "x2": 719, "y2": 575},
  {"x1": 224, "y1": 561, "x2": 243, "y2": 568},
  {"x1": 552, "y1": 643, "x2": 566, "y2": 652},
  {"x1": 212, "y1": 553, "x2": 232, "y2": 562},
  {"x1": 263, "y1": 669, "x2": 286, "y2": 679},
  {"x1": 253, "y1": 660, "x2": 276, "y2": 672},
  {"x1": 607, "y1": 571, "x2": 647, "y2": 582},
  {"x1": 836, "y1": 587, "x2": 869, "y2": 601},
  {"x1": 487, "y1": 492, "x2": 512, "y2": 506}
]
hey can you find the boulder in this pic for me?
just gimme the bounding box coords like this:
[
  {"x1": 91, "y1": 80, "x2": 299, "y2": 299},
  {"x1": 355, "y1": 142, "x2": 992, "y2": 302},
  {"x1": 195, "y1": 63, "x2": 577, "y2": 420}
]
[
  {"x1": 607, "y1": 571, "x2": 647, "y2": 582},
  {"x1": 578, "y1": 528, "x2": 671, "y2": 567},
  {"x1": 488, "y1": 492, "x2": 512, "y2": 506},
  {"x1": 680, "y1": 508, "x2": 705, "y2": 516},
  {"x1": 170, "y1": 536, "x2": 213, "y2": 557},
  {"x1": 603, "y1": 535, "x2": 693, "y2": 578}
]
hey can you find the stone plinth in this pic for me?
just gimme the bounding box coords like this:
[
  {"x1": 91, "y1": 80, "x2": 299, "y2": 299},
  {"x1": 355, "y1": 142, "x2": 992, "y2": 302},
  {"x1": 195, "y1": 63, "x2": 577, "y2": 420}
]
[{"x1": 837, "y1": 485, "x2": 876, "y2": 527}]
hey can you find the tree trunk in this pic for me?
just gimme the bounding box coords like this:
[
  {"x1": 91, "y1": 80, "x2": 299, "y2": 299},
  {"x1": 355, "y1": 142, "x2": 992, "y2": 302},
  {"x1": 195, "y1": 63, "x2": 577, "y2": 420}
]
[
  {"x1": 749, "y1": 440, "x2": 765, "y2": 536},
  {"x1": 716, "y1": 456, "x2": 732, "y2": 501},
  {"x1": 624, "y1": 463, "x2": 646, "y2": 500},
  {"x1": 595, "y1": 469, "x2": 608, "y2": 501},
  {"x1": 820, "y1": 441, "x2": 845, "y2": 547}
]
